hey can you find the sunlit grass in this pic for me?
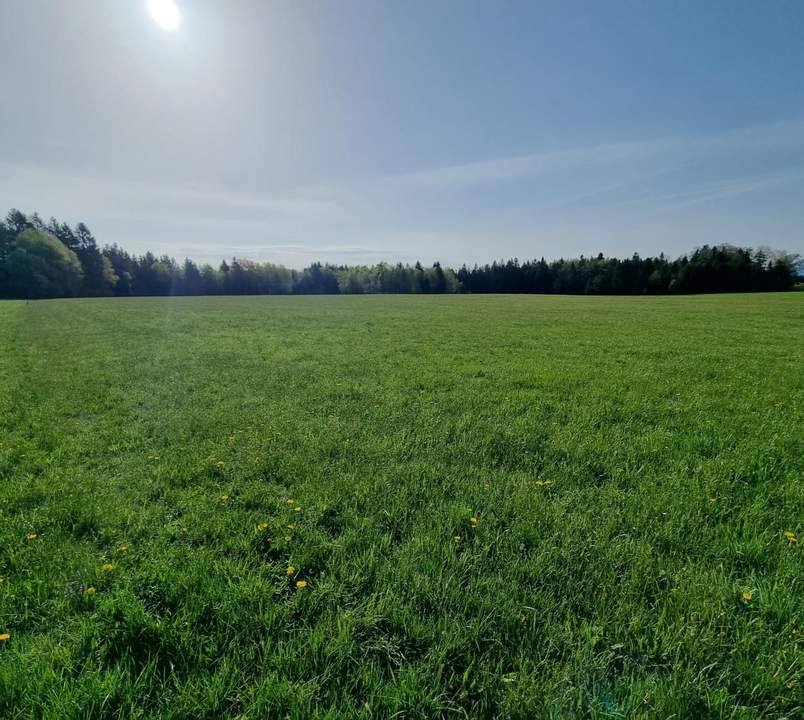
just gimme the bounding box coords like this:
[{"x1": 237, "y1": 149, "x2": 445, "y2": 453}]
[{"x1": 0, "y1": 293, "x2": 802, "y2": 718}]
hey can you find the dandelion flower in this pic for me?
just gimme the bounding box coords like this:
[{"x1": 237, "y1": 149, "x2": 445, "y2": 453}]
[
  {"x1": 286, "y1": 566, "x2": 296, "y2": 575},
  {"x1": 102, "y1": 563, "x2": 114, "y2": 572},
  {"x1": 215, "y1": 460, "x2": 225, "y2": 467},
  {"x1": 0, "y1": 633, "x2": 9, "y2": 642},
  {"x1": 295, "y1": 580, "x2": 307, "y2": 589},
  {"x1": 219, "y1": 495, "x2": 229, "y2": 503},
  {"x1": 470, "y1": 516, "x2": 478, "y2": 527},
  {"x1": 257, "y1": 522, "x2": 268, "y2": 532},
  {"x1": 180, "y1": 527, "x2": 188, "y2": 534},
  {"x1": 116, "y1": 544, "x2": 128, "y2": 553},
  {"x1": 294, "y1": 506, "x2": 302, "y2": 513},
  {"x1": 453, "y1": 535, "x2": 462, "y2": 543},
  {"x1": 535, "y1": 480, "x2": 553, "y2": 487},
  {"x1": 784, "y1": 531, "x2": 798, "y2": 544},
  {"x1": 85, "y1": 587, "x2": 96, "y2": 595},
  {"x1": 287, "y1": 523, "x2": 295, "y2": 530},
  {"x1": 287, "y1": 498, "x2": 294, "y2": 505},
  {"x1": 742, "y1": 592, "x2": 752, "y2": 602},
  {"x1": 25, "y1": 533, "x2": 37, "y2": 541}
]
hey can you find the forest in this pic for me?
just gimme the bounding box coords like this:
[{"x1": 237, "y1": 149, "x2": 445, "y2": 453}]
[{"x1": 0, "y1": 208, "x2": 800, "y2": 299}]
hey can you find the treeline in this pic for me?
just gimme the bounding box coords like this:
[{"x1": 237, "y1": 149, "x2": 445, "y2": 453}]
[
  {"x1": 0, "y1": 208, "x2": 799, "y2": 299},
  {"x1": 457, "y1": 249, "x2": 800, "y2": 295}
]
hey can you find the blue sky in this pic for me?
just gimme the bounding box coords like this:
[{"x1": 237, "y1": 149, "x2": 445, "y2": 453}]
[{"x1": 1, "y1": 0, "x2": 803, "y2": 266}]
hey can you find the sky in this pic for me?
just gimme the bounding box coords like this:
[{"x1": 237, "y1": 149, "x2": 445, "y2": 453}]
[{"x1": 1, "y1": 0, "x2": 803, "y2": 268}]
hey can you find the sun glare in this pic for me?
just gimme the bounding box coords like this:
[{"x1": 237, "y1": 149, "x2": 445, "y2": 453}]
[{"x1": 148, "y1": 0, "x2": 181, "y2": 31}]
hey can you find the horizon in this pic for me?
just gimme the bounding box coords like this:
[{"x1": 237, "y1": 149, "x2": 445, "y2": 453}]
[{"x1": 2, "y1": 1, "x2": 804, "y2": 266}]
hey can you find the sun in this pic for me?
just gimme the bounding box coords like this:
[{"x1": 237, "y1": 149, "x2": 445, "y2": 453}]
[{"x1": 148, "y1": 0, "x2": 181, "y2": 31}]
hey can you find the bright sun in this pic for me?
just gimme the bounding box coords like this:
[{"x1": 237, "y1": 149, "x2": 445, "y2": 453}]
[{"x1": 148, "y1": 0, "x2": 181, "y2": 31}]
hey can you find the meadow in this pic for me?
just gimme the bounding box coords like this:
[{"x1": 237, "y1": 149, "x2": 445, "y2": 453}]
[{"x1": 0, "y1": 293, "x2": 801, "y2": 719}]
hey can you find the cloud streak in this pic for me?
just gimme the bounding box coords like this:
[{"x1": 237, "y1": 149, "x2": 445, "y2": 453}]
[{"x1": 2, "y1": 116, "x2": 803, "y2": 266}]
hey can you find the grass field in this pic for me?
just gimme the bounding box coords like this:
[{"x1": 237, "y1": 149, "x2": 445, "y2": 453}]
[{"x1": 1, "y1": 293, "x2": 802, "y2": 719}]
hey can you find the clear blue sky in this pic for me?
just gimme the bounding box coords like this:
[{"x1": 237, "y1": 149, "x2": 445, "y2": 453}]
[{"x1": 1, "y1": 0, "x2": 803, "y2": 266}]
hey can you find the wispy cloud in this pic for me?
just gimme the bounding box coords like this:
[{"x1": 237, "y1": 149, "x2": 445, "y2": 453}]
[
  {"x1": 2, "y1": 116, "x2": 804, "y2": 265},
  {"x1": 381, "y1": 116, "x2": 804, "y2": 190}
]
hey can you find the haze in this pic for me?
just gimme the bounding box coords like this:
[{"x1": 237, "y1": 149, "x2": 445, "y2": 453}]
[{"x1": 1, "y1": 0, "x2": 803, "y2": 267}]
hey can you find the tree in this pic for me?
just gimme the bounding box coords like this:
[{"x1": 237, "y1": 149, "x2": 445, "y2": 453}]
[
  {"x1": 0, "y1": 229, "x2": 84, "y2": 298},
  {"x1": 0, "y1": 218, "x2": 12, "y2": 263}
]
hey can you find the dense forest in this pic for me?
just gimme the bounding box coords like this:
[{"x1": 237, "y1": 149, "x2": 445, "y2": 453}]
[{"x1": 0, "y1": 208, "x2": 800, "y2": 298}]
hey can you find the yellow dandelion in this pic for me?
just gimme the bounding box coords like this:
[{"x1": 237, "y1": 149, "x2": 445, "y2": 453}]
[
  {"x1": 742, "y1": 591, "x2": 752, "y2": 602},
  {"x1": 295, "y1": 580, "x2": 307, "y2": 589},
  {"x1": 287, "y1": 523, "x2": 295, "y2": 530},
  {"x1": 286, "y1": 498, "x2": 294, "y2": 505},
  {"x1": 102, "y1": 563, "x2": 114, "y2": 572},
  {"x1": 25, "y1": 533, "x2": 37, "y2": 541},
  {"x1": 709, "y1": 497, "x2": 716, "y2": 503},
  {"x1": 470, "y1": 516, "x2": 478, "y2": 527},
  {"x1": 453, "y1": 534, "x2": 462, "y2": 543},
  {"x1": 215, "y1": 460, "x2": 225, "y2": 467},
  {"x1": 0, "y1": 633, "x2": 10, "y2": 642},
  {"x1": 257, "y1": 522, "x2": 268, "y2": 532},
  {"x1": 294, "y1": 506, "x2": 302, "y2": 513},
  {"x1": 784, "y1": 531, "x2": 797, "y2": 544},
  {"x1": 219, "y1": 495, "x2": 229, "y2": 503},
  {"x1": 116, "y1": 544, "x2": 128, "y2": 554},
  {"x1": 180, "y1": 527, "x2": 188, "y2": 534},
  {"x1": 286, "y1": 565, "x2": 296, "y2": 575},
  {"x1": 535, "y1": 480, "x2": 553, "y2": 487},
  {"x1": 85, "y1": 587, "x2": 96, "y2": 595}
]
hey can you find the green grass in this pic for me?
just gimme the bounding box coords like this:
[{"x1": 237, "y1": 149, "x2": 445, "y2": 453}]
[{"x1": 1, "y1": 293, "x2": 802, "y2": 719}]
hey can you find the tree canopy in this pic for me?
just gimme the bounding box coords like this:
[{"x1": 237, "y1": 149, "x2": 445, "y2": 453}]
[
  {"x1": 0, "y1": 228, "x2": 84, "y2": 298},
  {"x1": 0, "y1": 208, "x2": 800, "y2": 299}
]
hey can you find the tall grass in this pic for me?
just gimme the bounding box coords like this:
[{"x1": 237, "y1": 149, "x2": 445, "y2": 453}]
[{"x1": 0, "y1": 293, "x2": 801, "y2": 718}]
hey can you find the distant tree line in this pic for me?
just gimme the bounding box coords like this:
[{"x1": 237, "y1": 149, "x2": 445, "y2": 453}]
[
  {"x1": 0, "y1": 208, "x2": 800, "y2": 299},
  {"x1": 457, "y1": 249, "x2": 801, "y2": 295}
]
